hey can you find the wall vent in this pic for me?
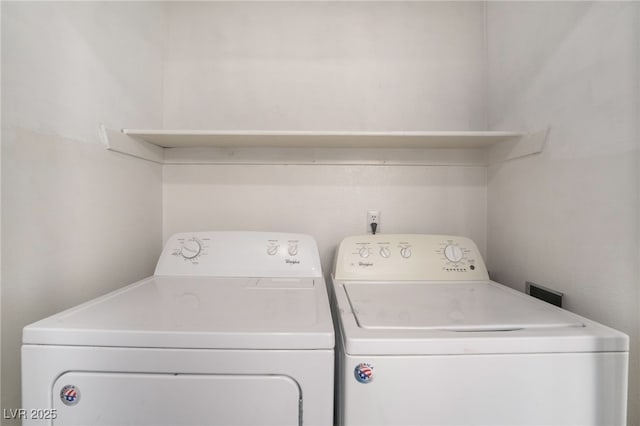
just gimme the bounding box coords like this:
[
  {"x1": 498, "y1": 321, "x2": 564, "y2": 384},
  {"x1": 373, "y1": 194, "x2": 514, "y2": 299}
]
[{"x1": 526, "y1": 281, "x2": 563, "y2": 308}]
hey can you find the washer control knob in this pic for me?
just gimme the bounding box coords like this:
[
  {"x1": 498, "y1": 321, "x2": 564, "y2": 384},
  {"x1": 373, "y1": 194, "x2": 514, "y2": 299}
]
[
  {"x1": 288, "y1": 244, "x2": 299, "y2": 256},
  {"x1": 180, "y1": 238, "x2": 202, "y2": 259},
  {"x1": 359, "y1": 247, "x2": 370, "y2": 258},
  {"x1": 444, "y1": 244, "x2": 464, "y2": 262},
  {"x1": 379, "y1": 247, "x2": 391, "y2": 258},
  {"x1": 400, "y1": 247, "x2": 412, "y2": 259},
  {"x1": 267, "y1": 244, "x2": 279, "y2": 256}
]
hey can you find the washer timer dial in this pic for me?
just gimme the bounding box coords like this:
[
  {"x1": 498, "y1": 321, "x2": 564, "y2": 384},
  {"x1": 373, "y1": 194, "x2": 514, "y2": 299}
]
[{"x1": 444, "y1": 244, "x2": 464, "y2": 262}]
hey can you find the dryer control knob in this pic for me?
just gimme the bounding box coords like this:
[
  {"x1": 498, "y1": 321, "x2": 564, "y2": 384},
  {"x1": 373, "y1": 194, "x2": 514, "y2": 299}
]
[
  {"x1": 267, "y1": 244, "x2": 279, "y2": 256},
  {"x1": 180, "y1": 239, "x2": 202, "y2": 259},
  {"x1": 444, "y1": 244, "x2": 464, "y2": 262},
  {"x1": 288, "y1": 244, "x2": 299, "y2": 256},
  {"x1": 359, "y1": 247, "x2": 370, "y2": 258},
  {"x1": 379, "y1": 247, "x2": 391, "y2": 258},
  {"x1": 400, "y1": 247, "x2": 412, "y2": 259}
]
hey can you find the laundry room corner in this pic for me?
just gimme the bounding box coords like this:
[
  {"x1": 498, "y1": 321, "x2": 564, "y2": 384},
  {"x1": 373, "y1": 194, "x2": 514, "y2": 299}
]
[
  {"x1": 1, "y1": 2, "x2": 166, "y2": 422},
  {"x1": 485, "y1": 2, "x2": 640, "y2": 424}
]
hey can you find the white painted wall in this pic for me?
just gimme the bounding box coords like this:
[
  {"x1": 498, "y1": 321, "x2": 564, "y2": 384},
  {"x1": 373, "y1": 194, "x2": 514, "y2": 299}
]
[
  {"x1": 486, "y1": 2, "x2": 640, "y2": 424},
  {"x1": 163, "y1": 1, "x2": 486, "y2": 131},
  {"x1": 163, "y1": 165, "x2": 487, "y2": 274},
  {"x1": 1, "y1": 2, "x2": 165, "y2": 418},
  {"x1": 162, "y1": 1, "x2": 489, "y2": 275}
]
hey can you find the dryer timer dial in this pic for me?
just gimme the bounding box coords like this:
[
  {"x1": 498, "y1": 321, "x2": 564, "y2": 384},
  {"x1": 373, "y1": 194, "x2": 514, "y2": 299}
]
[{"x1": 180, "y1": 238, "x2": 202, "y2": 259}]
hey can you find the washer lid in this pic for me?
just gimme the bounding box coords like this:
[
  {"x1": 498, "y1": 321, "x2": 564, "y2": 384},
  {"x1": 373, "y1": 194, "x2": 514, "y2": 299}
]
[
  {"x1": 23, "y1": 276, "x2": 334, "y2": 350},
  {"x1": 336, "y1": 281, "x2": 628, "y2": 355},
  {"x1": 345, "y1": 282, "x2": 583, "y2": 331}
]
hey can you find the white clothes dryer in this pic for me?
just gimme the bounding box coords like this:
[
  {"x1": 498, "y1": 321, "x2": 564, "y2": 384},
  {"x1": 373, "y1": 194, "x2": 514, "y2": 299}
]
[
  {"x1": 331, "y1": 234, "x2": 628, "y2": 426},
  {"x1": 22, "y1": 232, "x2": 334, "y2": 426}
]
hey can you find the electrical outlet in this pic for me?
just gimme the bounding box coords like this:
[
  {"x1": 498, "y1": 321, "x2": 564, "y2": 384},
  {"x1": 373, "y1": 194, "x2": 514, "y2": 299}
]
[{"x1": 366, "y1": 210, "x2": 380, "y2": 234}]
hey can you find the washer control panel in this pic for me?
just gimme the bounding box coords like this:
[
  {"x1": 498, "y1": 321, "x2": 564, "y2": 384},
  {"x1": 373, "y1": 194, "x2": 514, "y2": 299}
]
[
  {"x1": 333, "y1": 234, "x2": 489, "y2": 281},
  {"x1": 155, "y1": 231, "x2": 322, "y2": 277}
]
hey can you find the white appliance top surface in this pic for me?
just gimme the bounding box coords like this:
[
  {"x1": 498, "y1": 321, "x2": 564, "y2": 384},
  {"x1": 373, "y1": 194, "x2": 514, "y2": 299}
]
[
  {"x1": 23, "y1": 275, "x2": 334, "y2": 350},
  {"x1": 332, "y1": 234, "x2": 628, "y2": 354},
  {"x1": 345, "y1": 281, "x2": 582, "y2": 331},
  {"x1": 334, "y1": 280, "x2": 629, "y2": 355}
]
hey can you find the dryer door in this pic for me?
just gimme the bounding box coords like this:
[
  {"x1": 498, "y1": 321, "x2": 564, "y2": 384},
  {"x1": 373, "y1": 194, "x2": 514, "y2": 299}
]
[{"x1": 52, "y1": 372, "x2": 301, "y2": 425}]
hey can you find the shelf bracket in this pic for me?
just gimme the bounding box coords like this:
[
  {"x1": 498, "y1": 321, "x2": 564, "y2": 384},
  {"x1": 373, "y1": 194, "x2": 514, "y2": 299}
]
[
  {"x1": 99, "y1": 124, "x2": 164, "y2": 164},
  {"x1": 488, "y1": 127, "x2": 550, "y2": 164}
]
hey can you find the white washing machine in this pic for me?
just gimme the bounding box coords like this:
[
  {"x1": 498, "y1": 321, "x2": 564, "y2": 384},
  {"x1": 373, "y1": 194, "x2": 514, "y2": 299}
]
[
  {"x1": 331, "y1": 234, "x2": 628, "y2": 426},
  {"x1": 22, "y1": 231, "x2": 334, "y2": 426}
]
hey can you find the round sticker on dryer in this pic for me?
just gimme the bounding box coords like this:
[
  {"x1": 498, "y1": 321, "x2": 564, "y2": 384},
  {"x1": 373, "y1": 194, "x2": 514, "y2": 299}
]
[
  {"x1": 354, "y1": 363, "x2": 374, "y2": 383},
  {"x1": 60, "y1": 385, "x2": 80, "y2": 406}
]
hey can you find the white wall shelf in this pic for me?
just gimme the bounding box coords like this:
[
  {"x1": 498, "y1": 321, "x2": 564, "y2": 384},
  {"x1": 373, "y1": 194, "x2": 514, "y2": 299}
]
[
  {"x1": 122, "y1": 129, "x2": 523, "y2": 149},
  {"x1": 99, "y1": 126, "x2": 549, "y2": 166}
]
